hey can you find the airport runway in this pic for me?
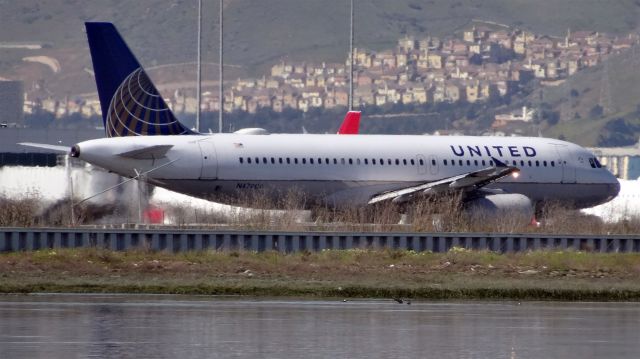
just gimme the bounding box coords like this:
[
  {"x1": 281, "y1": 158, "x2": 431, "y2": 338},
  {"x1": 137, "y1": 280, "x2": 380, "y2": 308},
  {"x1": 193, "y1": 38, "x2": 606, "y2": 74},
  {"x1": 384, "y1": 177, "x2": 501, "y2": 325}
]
[{"x1": 0, "y1": 294, "x2": 639, "y2": 359}]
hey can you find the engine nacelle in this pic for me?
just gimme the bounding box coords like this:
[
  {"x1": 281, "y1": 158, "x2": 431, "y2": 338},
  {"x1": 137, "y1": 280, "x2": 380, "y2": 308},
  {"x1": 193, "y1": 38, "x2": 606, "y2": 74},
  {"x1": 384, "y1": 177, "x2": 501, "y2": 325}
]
[{"x1": 465, "y1": 193, "x2": 534, "y2": 219}]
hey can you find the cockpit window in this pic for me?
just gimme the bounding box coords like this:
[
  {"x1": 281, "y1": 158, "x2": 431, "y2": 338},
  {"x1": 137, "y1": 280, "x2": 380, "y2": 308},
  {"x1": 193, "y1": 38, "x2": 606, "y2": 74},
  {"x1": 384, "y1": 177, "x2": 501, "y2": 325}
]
[
  {"x1": 594, "y1": 158, "x2": 603, "y2": 168},
  {"x1": 588, "y1": 158, "x2": 596, "y2": 168}
]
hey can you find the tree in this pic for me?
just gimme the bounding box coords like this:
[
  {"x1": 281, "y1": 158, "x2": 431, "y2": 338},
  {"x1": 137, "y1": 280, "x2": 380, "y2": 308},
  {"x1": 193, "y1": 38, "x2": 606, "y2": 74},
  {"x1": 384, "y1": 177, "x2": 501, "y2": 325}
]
[{"x1": 589, "y1": 105, "x2": 604, "y2": 118}]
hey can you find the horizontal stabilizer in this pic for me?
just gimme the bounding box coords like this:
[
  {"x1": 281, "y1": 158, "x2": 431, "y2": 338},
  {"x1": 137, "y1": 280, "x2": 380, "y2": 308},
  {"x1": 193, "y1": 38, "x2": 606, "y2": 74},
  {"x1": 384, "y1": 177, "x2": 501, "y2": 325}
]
[
  {"x1": 18, "y1": 142, "x2": 69, "y2": 153},
  {"x1": 116, "y1": 144, "x2": 173, "y2": 159}
]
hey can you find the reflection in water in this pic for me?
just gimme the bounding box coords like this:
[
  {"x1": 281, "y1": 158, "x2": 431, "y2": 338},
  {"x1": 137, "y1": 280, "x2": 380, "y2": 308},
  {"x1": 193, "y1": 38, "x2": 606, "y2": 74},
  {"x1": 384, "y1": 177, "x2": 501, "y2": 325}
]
[{"x1": 0, "y1": 295, "x2": 639, "y2": 359}]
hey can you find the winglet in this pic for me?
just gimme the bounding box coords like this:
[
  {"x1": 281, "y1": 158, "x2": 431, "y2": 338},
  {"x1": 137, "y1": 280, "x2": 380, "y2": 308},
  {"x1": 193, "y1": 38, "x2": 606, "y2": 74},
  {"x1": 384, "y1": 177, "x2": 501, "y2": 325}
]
[{"x1": 337, "y1": 111, "x2": 361, "y2": 135}]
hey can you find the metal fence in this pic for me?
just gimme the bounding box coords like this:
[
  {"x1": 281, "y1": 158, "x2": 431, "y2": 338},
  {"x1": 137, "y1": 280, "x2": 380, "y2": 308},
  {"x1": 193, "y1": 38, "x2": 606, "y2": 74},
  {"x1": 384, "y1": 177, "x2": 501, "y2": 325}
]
[{"x1": 2, "y1": 228, "x2": 640, "y2": 253}]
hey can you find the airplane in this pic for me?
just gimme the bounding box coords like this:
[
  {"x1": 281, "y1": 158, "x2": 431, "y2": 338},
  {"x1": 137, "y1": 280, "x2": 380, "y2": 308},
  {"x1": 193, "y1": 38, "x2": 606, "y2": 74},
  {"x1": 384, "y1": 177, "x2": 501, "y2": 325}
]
[{"x1": 21, "y1": 22, "x2": 620, "y2": 216}]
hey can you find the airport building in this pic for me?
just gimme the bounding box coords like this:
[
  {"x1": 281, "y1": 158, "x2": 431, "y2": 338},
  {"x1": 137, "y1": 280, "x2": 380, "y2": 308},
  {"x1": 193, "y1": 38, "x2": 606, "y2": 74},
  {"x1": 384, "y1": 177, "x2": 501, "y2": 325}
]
[
  {"x1": 590, "y1": 145, "x2": 640, "y2": 180},
  {"x1": 0, "y1": 80, "x2": 24, "y2": 126}
]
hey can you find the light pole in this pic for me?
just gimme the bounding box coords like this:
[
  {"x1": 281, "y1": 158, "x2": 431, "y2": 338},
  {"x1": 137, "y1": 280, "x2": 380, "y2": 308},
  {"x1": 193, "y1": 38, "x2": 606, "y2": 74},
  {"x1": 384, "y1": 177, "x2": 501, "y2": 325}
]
[
  {"x1": 349, "y1": 0, "x2": 354, "y2": 111},
  {"x1": 219, "y1": 0, "x2": 224, "y2": 133},
  {"x1": 196, "y1": 0, "x2": 202, "y2": 132}
]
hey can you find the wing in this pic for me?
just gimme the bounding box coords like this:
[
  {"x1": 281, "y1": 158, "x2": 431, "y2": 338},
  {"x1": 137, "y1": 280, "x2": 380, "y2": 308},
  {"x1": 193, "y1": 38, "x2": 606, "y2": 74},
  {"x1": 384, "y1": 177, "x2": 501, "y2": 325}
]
[
  {"x1": 18, "y1": 142, "x2": 69, "y2": 153},
  {"x1": 368, "y1": 158, "x2": 519, "y2": 205}
]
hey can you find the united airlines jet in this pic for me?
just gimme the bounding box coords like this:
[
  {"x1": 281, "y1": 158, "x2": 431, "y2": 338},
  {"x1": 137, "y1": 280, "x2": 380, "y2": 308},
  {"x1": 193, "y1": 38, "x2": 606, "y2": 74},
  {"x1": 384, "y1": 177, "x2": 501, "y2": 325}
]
[{"x1": 23, "y1": 23, "x2": 620, "y2": 214}]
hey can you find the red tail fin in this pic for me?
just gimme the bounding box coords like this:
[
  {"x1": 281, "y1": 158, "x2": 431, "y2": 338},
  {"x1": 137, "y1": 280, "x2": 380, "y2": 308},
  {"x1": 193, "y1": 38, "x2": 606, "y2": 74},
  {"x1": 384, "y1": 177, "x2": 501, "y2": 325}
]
[{"x1": 337, "y1": 111, "x2": 361, "y2": 135}]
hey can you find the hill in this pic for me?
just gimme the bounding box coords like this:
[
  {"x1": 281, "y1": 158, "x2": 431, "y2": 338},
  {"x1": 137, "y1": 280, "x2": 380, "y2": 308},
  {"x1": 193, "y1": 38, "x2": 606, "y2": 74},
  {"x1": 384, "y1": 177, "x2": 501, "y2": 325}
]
[
  {"x1": 532, "y1": 45, "x2": 640, "y2": 146},
  {"x1": 3, "y1": 0, "x2": 640, "y2": 94}
]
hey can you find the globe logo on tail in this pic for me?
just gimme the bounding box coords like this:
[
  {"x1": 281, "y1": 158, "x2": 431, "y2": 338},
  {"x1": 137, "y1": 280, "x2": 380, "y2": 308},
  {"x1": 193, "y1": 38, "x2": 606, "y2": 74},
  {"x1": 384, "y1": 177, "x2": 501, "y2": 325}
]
[{"x1": 106, "y1": 68, "x2": 190, "y2": 137}]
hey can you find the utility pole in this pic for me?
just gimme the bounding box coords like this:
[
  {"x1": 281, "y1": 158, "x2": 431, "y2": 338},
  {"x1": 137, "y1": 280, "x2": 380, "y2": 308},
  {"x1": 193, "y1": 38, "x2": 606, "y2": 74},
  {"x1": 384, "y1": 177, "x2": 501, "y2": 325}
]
[
  {"x1": 219, "y1": 0, "x2": 224, "y2": 133},
  {"x1": 196, "y1": 0, "x2": 202, "y2": 132},
  {"x1": 348, "y1": 0, "x2": 354, "y2": 111}
]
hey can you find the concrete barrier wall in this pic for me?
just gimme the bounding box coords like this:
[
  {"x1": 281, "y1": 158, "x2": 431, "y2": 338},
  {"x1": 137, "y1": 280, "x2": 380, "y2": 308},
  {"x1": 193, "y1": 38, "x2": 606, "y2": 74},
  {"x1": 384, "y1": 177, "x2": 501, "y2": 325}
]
[{"x1": 2, "y1": 228, "x2": 640, "y2": 253}]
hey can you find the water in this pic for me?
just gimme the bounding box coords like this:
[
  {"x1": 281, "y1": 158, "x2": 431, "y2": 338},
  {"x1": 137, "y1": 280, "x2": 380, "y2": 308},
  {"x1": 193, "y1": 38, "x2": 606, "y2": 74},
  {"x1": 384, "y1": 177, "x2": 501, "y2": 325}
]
[{"x1": 0, "y1": 294, "x2": 638, "y2": 359}]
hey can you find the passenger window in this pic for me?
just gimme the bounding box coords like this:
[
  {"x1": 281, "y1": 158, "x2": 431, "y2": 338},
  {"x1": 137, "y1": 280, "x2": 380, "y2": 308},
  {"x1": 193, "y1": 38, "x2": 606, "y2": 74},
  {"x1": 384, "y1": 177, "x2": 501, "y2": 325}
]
[
  {"x1": 333, "y1": 158, "x2": 337, "y2": 165},
  {"x1": 489, "y1": 160, "x2": 494, "y2": 166},
  {"x1": 325, "y1": 158, "x2": 330, "y2": 164},
  {"x1": 466, "y1": 160, "x2": 471, "y2": 166},
  {"x1": 247, "y1": 157, "x2": 252, "y2": 164},
  {"x1": 551, "y1": 161, "x2": 555, "y2": 167},
  {"x1": 528, "y1": 160, "x2": 532, "y2": 166},
  {"x1": 443, "y1": 159, "x2": 448, "y2": 165},
  {"x1": 419, "y1": 159, "x2": 425, "y2": 166},
  {"x1": 302, "y1": 158, "x2": 307, "y2": 164},
  {"x1": 380, "y1": 158, "x2": 384, "y2": 165},
  {"x1": 294, "y1": 158, "x2": 298, "y2": 164},
  {"x1": 403, "y1": 159, "x2": 407, "y2": 165},
  {"x1": 349, "y1": 159, "x2": 353, "y2": 165},
  {"x1": 432, "y1": 159, "x2": 436, "y2": 166},
  {"x1": 395, "y1": 159, "x2": 399, "y2": 165},
  {"x1": 365, "y1": 159, "x2": 369, "y2": 165},
  {"x1": 255, "y1": 157, "x2": 259, "y2": 164},
  {"x1": 341, "y1": 158, "x2": 346, "y2": 165},
  {"x1": 279, "y1": 158, "x2": 283, "y2": 164},
  {"x1": 388, "y1": 159, "x2": 392, "y2": 165},
  {"x1": 357, "y1": 159, "x2": 361, "y2": 165},
  {"x1": 286, "y1": 158, "x2": 291, "y2": 164},
  {"x1": 310, "y1": 158, "x2": 314, "y2": 164},
  {"x1": 451, "y1": 160, "x2": 455, "y2": 166},
  {"x1": 239, "y1": 157, "x2": 244, "y2": 164},
  {"x1": 482, "y1": 160, "x2": 486, "y2": 166},
  {"x1": 271, "y1": 157, "x2": 275, "y2": 164},
  {"x1": 372, "y1": 159, "x2": 376, "y2": 165},
  {"x1": 262, "y1": 157, "x2": 267, "y2": 164},
  {"x1": 588, "y1": 158, "x2": 596, "y2": 168},
  {"x1": 520, "y1": 160, "x2": 524, "y2": 166},
  {"x1": 543, "y1": 160, "x2": 547, "y2": 167},
  {"x1": 411, "y1": 159, "x2": 415, "y2": 165},
  {"x1": 535, "y1": 160, "x2": 540, "y2": 167},
  {"x1": 459, "y1": 160, "x2": 463, "y2": 166},
  {"x1": 318, "y1": 157, "x2": 322, "y2": 164}
]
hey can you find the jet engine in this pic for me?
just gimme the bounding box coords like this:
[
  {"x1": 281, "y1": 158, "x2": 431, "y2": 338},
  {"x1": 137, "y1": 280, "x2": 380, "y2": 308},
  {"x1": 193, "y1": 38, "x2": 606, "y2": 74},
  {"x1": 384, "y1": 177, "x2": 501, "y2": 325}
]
[{"x1": 465, "y1": 193, "x2": 534, "y2": 219}]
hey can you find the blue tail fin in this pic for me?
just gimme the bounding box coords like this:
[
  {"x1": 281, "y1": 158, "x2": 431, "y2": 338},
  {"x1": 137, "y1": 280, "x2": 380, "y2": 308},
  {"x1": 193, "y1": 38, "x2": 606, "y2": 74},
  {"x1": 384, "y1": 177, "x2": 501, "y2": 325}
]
[{"x1": 85, "y1": 22, "x2": 193, "y2": 137}]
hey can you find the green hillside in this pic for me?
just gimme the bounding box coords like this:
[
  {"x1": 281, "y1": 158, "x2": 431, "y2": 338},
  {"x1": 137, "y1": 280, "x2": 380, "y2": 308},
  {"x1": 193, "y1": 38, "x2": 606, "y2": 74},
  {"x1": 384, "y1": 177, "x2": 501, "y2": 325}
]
[{"x1": 537, "y1": 46, "x2": 640, "y2": 146}]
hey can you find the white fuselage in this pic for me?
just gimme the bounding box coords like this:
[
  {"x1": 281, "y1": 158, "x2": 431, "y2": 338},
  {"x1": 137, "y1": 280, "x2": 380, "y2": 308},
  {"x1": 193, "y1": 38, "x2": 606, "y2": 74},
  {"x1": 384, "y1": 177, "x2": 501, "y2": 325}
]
[{"x1": 72, "y1": 133, "x2": 620, "y2": 208}]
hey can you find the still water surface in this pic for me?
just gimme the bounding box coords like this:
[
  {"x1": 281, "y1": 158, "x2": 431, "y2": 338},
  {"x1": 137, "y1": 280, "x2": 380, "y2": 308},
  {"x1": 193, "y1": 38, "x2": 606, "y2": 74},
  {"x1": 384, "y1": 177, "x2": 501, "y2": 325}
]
[{"x1": 0, "y1": 294, "x2": 638, "y2": 359}]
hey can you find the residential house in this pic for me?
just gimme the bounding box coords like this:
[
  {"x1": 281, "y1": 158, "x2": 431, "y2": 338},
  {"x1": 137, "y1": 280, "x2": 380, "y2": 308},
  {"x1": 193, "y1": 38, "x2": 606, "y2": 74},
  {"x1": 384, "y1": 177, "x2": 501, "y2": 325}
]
[
  {"x1": 298, "y1": 98, "x2": 309, "y2": 112},
  {"x1": 398, "y1": 36, "x2": 416, "y2": 52}
]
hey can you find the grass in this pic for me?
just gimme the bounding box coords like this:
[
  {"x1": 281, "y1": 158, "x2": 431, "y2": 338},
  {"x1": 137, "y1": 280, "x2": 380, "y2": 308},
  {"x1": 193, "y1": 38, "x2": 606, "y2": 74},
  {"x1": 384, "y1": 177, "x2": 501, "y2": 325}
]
[
  {"x1": 2, "y1": 248, "x2": 640, "y2": 301},
  {"x1": 4, "y1": 190, "x2": 640, "y2": 235}
]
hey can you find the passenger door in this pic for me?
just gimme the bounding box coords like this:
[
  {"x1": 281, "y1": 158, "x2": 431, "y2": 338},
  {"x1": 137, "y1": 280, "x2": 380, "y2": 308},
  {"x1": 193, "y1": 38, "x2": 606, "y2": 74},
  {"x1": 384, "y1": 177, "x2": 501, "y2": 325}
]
[
  {"x1": 554, "y1": 145, "x2": 576, "y2": 184},
  {"x1": 198, "y1": 140, "x2": 218, "y2": 179}
]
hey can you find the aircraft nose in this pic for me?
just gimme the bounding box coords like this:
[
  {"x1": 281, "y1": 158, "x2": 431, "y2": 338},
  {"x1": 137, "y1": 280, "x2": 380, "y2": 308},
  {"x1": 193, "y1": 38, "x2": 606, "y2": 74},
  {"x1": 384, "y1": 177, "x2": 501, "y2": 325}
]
[{"x1": 608, "y1": 178, "x2": 621, "y2": 199}]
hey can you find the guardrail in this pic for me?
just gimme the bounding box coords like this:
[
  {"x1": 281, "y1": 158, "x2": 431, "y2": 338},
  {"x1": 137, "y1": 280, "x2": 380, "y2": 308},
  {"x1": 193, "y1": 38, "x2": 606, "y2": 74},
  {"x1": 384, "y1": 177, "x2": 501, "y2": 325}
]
[{"x1": 2, "y1": 228, "x2": 640, "y2": 253}]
